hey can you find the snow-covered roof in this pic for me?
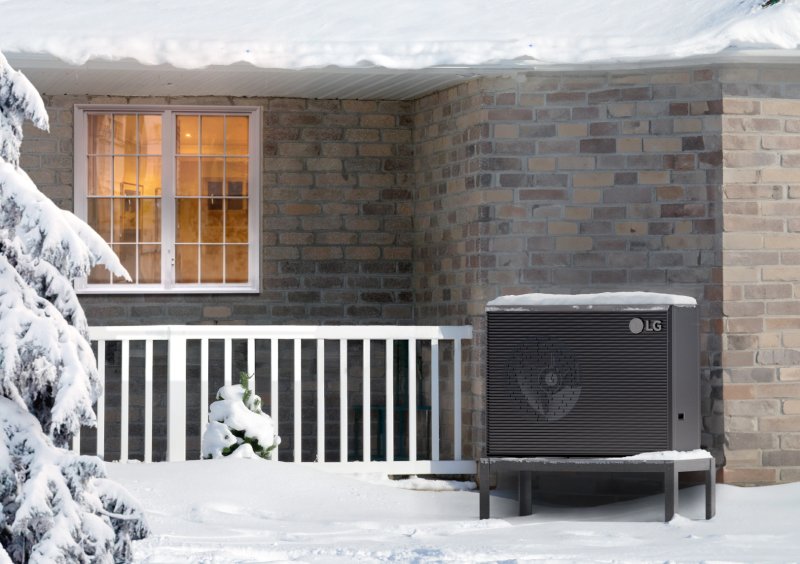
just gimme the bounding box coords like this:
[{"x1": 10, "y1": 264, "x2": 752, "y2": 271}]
[
  {"x1": 3, "y1": 0, "x2": 800, "y2": 98},
  {"x1": 4, "y1": 0, "x2": 800, "y2": 70},
  {"x1": 488, "y1": 292, "x2": 697, "y2": 308}
]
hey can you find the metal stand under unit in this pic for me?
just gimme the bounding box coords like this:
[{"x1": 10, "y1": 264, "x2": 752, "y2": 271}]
[{"x1": 478, "y1": 455, "x2": 715, "y2": 522}]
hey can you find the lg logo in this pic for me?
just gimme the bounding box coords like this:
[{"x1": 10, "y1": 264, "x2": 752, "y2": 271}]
[{"x1": 629, "y1": 317, "x2": 662, "y2": 334}]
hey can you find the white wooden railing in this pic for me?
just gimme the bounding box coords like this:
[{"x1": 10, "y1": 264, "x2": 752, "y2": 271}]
[{"x1": 73, "y1": 325, "x2": 474, "y2": 475}]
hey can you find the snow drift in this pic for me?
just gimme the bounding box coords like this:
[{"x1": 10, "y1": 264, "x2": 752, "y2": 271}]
[{"x1": 109, "y1": 457, "x2": 800, "y2": 562}]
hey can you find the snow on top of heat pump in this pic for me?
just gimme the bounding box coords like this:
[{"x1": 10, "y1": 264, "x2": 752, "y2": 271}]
[{"x1": 488, "y1": 291, "x2": 697, "y2": 307}]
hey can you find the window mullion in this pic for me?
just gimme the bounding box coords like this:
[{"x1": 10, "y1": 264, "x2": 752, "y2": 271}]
[{"x1": 134, "y1": 113, "x2": 140, "y2": 285}]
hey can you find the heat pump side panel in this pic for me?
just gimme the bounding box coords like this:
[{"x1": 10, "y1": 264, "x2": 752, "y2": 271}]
[{"x1": 670, "y1": 306, "x2": 701, "y2": 450}]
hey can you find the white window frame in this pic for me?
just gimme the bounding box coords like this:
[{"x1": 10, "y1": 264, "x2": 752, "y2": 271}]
[{"x1": 74, "y1": 104, "x2": 261, "y2": 294}]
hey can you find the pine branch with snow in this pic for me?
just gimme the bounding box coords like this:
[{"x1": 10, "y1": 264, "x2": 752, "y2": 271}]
[
  {"x1": 0, "y1": 52, "x2": 128, "y2": 445},
  {"x1": 0, "y1": 398, "x2": 148, "y2": 563},
  {"x1": 0, "y1": 51, "x2": 147, "y2": 562},
  {"x1": 202, "y1": 373, "x2": 281, "y2": 460}
]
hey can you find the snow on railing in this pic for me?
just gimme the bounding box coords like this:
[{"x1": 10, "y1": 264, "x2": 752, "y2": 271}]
[{"x1": 74, "y1": 325, "x2": 474, "y2": 475}]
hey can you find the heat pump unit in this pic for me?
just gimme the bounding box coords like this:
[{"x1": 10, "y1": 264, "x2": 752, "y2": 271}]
[{"x1": 486, "y1": 293, "x2": 700, "y2": 457}]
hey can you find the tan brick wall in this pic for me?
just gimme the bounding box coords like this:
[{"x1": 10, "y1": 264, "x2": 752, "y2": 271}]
[
  {"x1": 721, "y1": 65, "x2": 800, "y2": 484},
  {"x1": 22, "y1": 96, "x2": 415, "y2": 325}
]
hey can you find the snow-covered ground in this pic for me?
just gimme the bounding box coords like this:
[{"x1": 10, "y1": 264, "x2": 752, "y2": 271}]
[
  {"x1": 110, "y1": 458, "x2": 800, "y2": 562},
  {"x1": 2, "y1": 0, "x2": 800, "y2": 68}
]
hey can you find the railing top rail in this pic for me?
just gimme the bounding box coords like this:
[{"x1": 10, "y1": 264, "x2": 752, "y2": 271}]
[{"x1": 88, "y1": 324, "x2": 473, "y2": 341}]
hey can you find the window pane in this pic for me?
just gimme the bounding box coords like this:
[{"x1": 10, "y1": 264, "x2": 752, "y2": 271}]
[
  {"x1": 88, "y1": 263, "x2": 112, "y2": 284},
  {"x1": 113, "y1": 114, "x2": 137, "y2": 154},
  {"x1": 176, "y1": 199, "x2": 199, "y2": 243},
  {"x1": 139, "y1": 245, "x2": 161, "y2": 283},
  {"x1": 200, "y1": 199, "x2": 223, "y2": 243},
  {"x1": 139, "y1": 199, "x2": 161, "y2": 243},
  {"x1": 200, "y1": 245, "x2": 223, "y2": 283},
  {"x1": 225, "y1": 199, "x2": 248, "y2": 243},
  {"x1": 226, "y1": 116, "x2": 249, "y2": 156},
  {"x1": 201, "y1": 158, "x2": 224, "y2": 197},
  {"x1": 176, "y1": 115, "x2": 199, "y2": 154},
  {"x1": 176, "y1": 157, "x2": 199, "y2": 196},
  {"x1": 139, "y1": 115, "x2": 162, "y2": 155},
  {"x1": 176, "y1": 245, "x2": 198, "y2": 283},
  {"x1": 113, "y1": 199, "x2": 137, "y2": 242},
  {"x1": 84, "y1": 108, "x2": 256, "y2": 290},
  {"x1": 88, "y1": 156, "x2": 112, "y2": 196},
  {"x1": 139, "y1": 156, "x2": 162, "y2": 196},
  {"x1": 113, "y1": 244, "x2": 136, "y2": 284},
  {"x1": 114, "y1": 155, "x2": 138, "y2": 196},
  {"x1": 88, "y1": 114, "x2": 112, "y2": 154},
  {"x1": 88, "y1": 198, "x2": 111, "y2": 240},
  {"x1": 201, "y1": 115, "x2": 224, "y2": 155},
  {"x1": 225, "y1": 246, "x2": 248, "y2": 283},
  {"x1": 226, "y1": 158, "x2": 248, "y2": 196}
]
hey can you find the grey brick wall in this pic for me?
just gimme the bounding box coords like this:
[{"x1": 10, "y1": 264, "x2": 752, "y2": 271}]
[
  {"x1": 412, "y1": 69, "x2": 723, "y2": 466},
  {"x1": 413, "y1": 80, "x2": 486, "y2": 458},
  {"x1": 22, "y1": 95, "x2": 415, "y2": 326},
  {"x1": 19, "y1": 64, "x2": 800, "y2": 483}
]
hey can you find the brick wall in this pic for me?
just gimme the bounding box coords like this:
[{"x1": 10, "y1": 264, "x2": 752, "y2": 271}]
[
  {"x1": 22, "y1": 95, "x2": 415, "y2": 325},
  {"x1": 413, "y1": 81, "x2": 486, "y2": 457},
  {"x1": 412, "y1": 68, "x2": 724, "y2": 463},
  {"x1": 720, "y1": 65, "x2": 800, "y2": 484},
  {"x1": 19, "y1": 64, "x2": 800, "y2": 482}
]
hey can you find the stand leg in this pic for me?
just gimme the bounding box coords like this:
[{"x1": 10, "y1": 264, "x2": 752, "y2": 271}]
[
  {"x1": 519, "y1": 471, "x2": 532, "y2": 516},
  {"x1": 479, "y1": 461, "x2": 490, "y2": 519},
  {"x1": 705, "y1": 459, "x2": 716, "y2": 519},
  {"x1": 664, "y1": 463, "x2": 677, "y2": 522}
]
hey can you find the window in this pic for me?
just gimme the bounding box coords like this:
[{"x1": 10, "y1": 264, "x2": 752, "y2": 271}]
[{"x1": 74, "y1": 106, "x2": 261, "y2": 293}]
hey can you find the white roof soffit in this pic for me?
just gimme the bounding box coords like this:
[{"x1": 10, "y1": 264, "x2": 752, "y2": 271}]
[
  {"x1": 5, "y1": 53, "x2": 495, "y2": 100},
  {"x1": 10, "y1": 49, "x2": 800, "y2": 102}
]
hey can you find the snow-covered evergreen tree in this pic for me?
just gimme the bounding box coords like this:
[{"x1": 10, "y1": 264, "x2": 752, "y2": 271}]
[
  {"x1": 0, "y1": 51, "x2": 148, "y2": 562},
  {"x1": 202, "y1": 373, "x2": 280, "y2": 460}
]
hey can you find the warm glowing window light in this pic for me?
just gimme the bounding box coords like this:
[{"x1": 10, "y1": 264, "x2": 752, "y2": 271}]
[{"x1": 78, "y1": 108, "x2": 258, "y2": 292}]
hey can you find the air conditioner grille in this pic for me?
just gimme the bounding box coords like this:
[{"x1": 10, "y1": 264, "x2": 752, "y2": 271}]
[{"x1": 487, "y1": 310, "x2": 670, "y2": 457}]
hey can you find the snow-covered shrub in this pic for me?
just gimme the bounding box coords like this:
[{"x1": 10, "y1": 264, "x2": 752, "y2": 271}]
[
  {"x1": 0, "y1": 52, "x2": 148, "y2": 562},
  {"x1": 202, "y1": 373, "x2": 280, "y2": 459}
]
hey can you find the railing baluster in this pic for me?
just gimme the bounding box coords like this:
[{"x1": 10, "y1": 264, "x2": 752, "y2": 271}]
[
  {"x1": 201, "y1": 338, "x2": 209, "y2": 444},
  {"x1": 362, "y1": 339, "x2": 370, "y2": 462},
  {"x1": 317, "y1": 339, "x2": 325, "y2": 463},
  {"x1": 294, "y1": 338, "x2": 301, "y2": 463},
  {"x1": 385, "y1": 339, "x2": 394, "y2": 462},
  {"x1": 144, "y1": 339, "x2": 153, "y2": 463},
  {"x1": 431, "y1": 339, "x2": 439, "y2": 462},
  {"x1": 408, "y1": 338, "x2": 417, "y2": 462},
  {"x1": 167, "y1": 333, "x2": 187, "y2": 462},
  {"x1": 339, "y1": 339, "x2": 347, "y2": 463},
  {"x1": 224, "y1": 338, "x2": 232, "y2": 386},
  {"x1": 120, "y1": 339, "x2": 130, "y2": 462},
  {"x1": 96, "y1": 340, "x2": 105, "y2": 459},
  {"x1": 247, "y1": 338, "x2": 256, "y2": 393},
  {"x1": 270, "y1": 339, "x2": 279, "y2": 461},
  {"x1": 454, "y1": 339, "x2": 462, "y2": 461}
]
